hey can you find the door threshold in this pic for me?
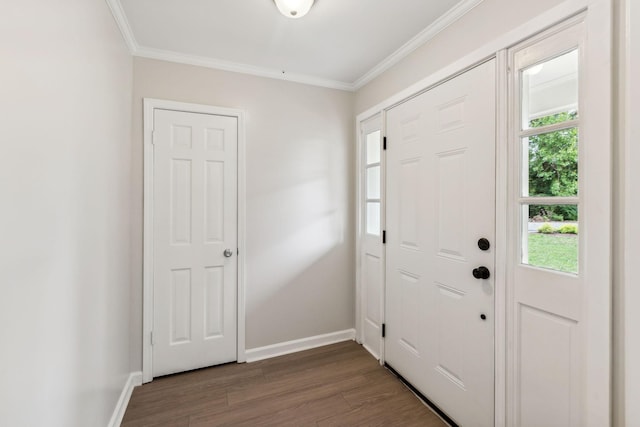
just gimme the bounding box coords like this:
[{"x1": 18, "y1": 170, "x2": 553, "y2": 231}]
[{"x1": 384, "y1": 363, "x2": 458, "y2": 427}]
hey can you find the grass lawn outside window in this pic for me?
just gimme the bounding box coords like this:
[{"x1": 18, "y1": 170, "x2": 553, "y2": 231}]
[{"x1": 527, "y1": 232, "x2": 578, "y2": 274}]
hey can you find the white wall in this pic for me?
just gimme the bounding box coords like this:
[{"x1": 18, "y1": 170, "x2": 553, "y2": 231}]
[
  {"x1": 355, "y1": 0, "x2": 564, "y2": 113},
  {"x1": 0, "y1": 1, "x2": 133, "y2": 426},
  {"x1": 130, "y1": 58, "x2": 355, "y2": 369}
]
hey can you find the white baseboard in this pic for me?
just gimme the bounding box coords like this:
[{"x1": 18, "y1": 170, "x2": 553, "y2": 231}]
[
  {"x1": 108, "y1": 371, "x2": 142, "y2": 427},
  {"x1": 245, "y1": 329, "x2": 356, "y2": 363}
]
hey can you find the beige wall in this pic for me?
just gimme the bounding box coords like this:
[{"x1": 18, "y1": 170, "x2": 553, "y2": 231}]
[
  {"x1": 355, "y1": 0, "x2": 564, "y2": 113},
  {"x1": 0, "y1": 0, "x2": 133, "y2": 426},
  {"x1": 131, "y1": 58, "x2": 355, "y2": 369}
]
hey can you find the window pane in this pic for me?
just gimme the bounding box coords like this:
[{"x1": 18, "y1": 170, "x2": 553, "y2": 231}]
[
  {"x1": 366, "y1": 202, "x2": 381, "y2": 236},
  {"x1": 523, "y1": 204, "x2": 578, "y2": 274},
  {"x1": 523, "y1": 128, "x2": 578, "y2": 197},
  {"x1": 367, "y1": 166, "x2": 380, "y2": 199},
  {"x1": 366, "y1": 131, "x2": 381, "y2": 165},
  {"x1": 522, "y1": 50, "x2": 578, "y2": 130}
]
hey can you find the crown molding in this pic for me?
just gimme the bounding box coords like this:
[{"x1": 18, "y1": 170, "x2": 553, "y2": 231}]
[
  {"x1": 134, "y1": 46, "x2": 355, "y2": 91},
  {"x1": 104, "y1": 0, "x2": 139, "y2": 54},
  {"x1": 104, "y1": 0, "x2": 353, "y2": 91},
  {"x1": 105, "y1": 0, "x2": 483, "y2": 92},
  {"x1": 352, "y1": 0, "x2": 484, "y2": 90}
]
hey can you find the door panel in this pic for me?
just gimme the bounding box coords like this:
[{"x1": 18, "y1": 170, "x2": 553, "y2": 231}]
[
  {"x1": 386, "y1": 60, "x2": 496, "y2": 427},
  {"x1": 153, "y1": 109, "x2": 238, "y2": 377},
  {"x1": 363, "y1": 254, "x2": 382, "y2": 349},
  {"x1": 518, "y1": 304, "x2": 579, "y2": 427}
]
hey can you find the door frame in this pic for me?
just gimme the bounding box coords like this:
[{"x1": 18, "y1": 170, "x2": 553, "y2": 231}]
[
  {"x1": 142, "y1": 98, "x2": 247, "y2": 383},
  {"x1": 355, "y1": 1, "x2": 611, "y2": 425},
  {"x1": 621, "y1": 0, "x2": 640, "y2": 423}
]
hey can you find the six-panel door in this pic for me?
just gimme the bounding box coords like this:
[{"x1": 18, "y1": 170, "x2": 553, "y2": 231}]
[
  {"x1": 385, "y1": 60, "x2": 496, "y2": 427},
  {"x1": 152, "y1": 109, "x2": 238, "y2": 377}
]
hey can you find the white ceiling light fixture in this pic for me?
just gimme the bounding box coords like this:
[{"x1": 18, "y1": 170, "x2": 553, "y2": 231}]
[{"x1": 273, "y1": 0, "x2": 315, "y2": 19}]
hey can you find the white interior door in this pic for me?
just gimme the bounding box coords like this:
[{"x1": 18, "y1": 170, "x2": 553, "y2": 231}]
[
  {"x1": 152, "y1": 108, "x2": 238, "y2": 377},
  {"x1": 359, "y1": 115, "x2": 384, "y2": 359},
  {"x1": 385, "y1": 60, "x2": 496, "y2": 427}
]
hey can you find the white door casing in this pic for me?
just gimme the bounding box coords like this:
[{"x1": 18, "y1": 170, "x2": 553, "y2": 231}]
[
  {"x1": 385, "y1": 59, "x2": 496, "y2": 427},
  {"x1": 625, "y1": 1, "x2": 640, "y2": 424},
  {"x1": 142, "y1": 99, "x2": 246, "y2": 381},
  {"x1": 506, "y1": 14, "x2": 611, "y2": 427},
  {"x1": 358, "y1": 115, "x2": 384, "y2": 360}
]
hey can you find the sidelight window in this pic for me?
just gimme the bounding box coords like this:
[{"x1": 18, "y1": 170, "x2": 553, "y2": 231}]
[
  {"x1": 365, "y1": 130, "x2": 382, "y2": 236},
  {"x1": 518, "y1": 49, "x2": 580, "y2": 274}
]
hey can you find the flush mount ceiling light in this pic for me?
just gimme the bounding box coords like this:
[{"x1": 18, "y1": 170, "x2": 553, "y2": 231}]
[{"x1": 273, "y1": 0, "x2": 315, "y2": 19}]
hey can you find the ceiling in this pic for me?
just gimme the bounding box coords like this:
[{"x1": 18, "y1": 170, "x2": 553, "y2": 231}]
[{"x1": 110, "y1": 0, "x2": 482, "y2": 91}]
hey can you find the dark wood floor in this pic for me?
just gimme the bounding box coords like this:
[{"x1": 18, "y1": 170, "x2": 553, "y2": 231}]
[{"x1": 122, "y1": 341, "x2": 447, "y2": 426}]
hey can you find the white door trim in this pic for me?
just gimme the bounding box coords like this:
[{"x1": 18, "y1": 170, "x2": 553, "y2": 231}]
[
  {"x1": 494, "y1": 49, "x2": 509, "y2": 427},
  {"x1": 623, "y1": 0, "x2": 640, "y2": 423},
  {"x1": 142, "y1": 98, "x2": 247, "y2": 383}
]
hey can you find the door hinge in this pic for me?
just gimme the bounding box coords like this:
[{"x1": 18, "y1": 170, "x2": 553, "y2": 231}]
[
  {"x1": 382, "y1": 230, "x2": 386, "y2": 244},
  {"x1": 151, "y1": 130, "x2": 156, "y2": 145},
  {"x1": 383, "y1": 136, "x2": 387, "y2": 150},
  {"x1": 382, "y1": 323, "x2": 386, "y2": 338},
  {"x1": 150, "y1": 331, "x2": 154, "y2": 346}
]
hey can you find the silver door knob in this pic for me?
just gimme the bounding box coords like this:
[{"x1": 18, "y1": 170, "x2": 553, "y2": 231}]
[{"x1": 223, "y1": 249, "x2": 233, "y2": 258}]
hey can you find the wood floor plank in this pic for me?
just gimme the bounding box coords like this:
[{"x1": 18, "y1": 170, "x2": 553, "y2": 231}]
[
  {"x1": 122, "y1": 391, "x2": 227, "y2": 426},
  {"x1": 340, "y1": 369, "x2": 409, "y2": 408},
  {"x1": 138, "y1": 415, "x2": 191, "y2": 427},
  {"x1": 121, "y1": 341, "x2": 447, "y2": 427},
  {"x1": 190, "y1": 374, "x2": 371, "y2": 426},
  {"x1": 237, "y1": 394, "x2": 352, "y2": 426},
  {"x1": 190, "y1": 392, "x2": 354, "y2": 427},
  {"x1": 318, "y1": 392, "x2": 443, "y2": 427},
  {"x1": 259, "y1": 340, "x2": 368, "y2": 379},
  {"x1": 226, "y1": 356, "x2": 374, "y2": 406}
]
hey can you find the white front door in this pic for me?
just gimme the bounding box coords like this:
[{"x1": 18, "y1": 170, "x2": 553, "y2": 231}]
[
  {"x1": 152, "y1": 108, "x2": 238, "y2": 377},
  {"x1": 385, "y1": 60, "x2": 496, "y2": 426}
]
